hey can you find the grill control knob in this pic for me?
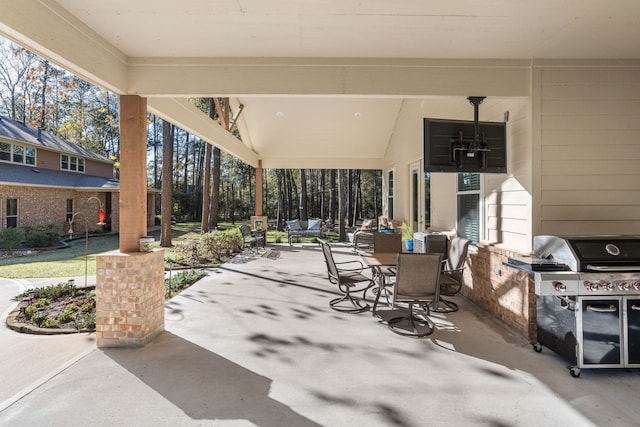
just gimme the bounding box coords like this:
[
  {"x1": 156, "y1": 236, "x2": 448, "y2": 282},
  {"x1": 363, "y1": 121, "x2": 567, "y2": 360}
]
[
  {"x1": 584, "y1": 281, "x2": 599, "y2": 292},
  {"x1": 618, "y1": 281, "x2": 630, "y2": 291},
  {"x1": 634, "y1": 282, "x2": 640, "y2": 291},
  {"x1": 553, "y1": 281, "x2": 566, "y2": 292},
  {"x1": 601, "y1": 281, "x2": 614, "y2": 291}
]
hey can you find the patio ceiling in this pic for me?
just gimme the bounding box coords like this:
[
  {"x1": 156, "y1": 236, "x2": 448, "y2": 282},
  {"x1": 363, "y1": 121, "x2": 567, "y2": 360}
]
[{"x1": 1, "y1": 1, "x2": 640, "y2": 168}]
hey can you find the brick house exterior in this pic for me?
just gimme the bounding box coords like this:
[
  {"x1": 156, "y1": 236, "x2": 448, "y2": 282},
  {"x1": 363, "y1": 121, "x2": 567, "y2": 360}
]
[{"x1": 0, "y1": 115, "x2": 155, "y2": 236}]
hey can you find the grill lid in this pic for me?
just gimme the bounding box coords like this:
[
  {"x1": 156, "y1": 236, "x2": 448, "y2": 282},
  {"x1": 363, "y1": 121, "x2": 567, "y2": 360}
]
[{"x1": 534, "y1": 235, "x2": 640, "y2": 272}]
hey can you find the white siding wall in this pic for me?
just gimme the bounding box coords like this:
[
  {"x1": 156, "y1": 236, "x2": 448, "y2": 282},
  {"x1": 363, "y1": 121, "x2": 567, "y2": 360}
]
[
  {"x1": 483, "y1": 98, "x2": 533, "y2": 252},
  {"x1": 535, "y1": 66, "x2": 640, "y2": 236}
]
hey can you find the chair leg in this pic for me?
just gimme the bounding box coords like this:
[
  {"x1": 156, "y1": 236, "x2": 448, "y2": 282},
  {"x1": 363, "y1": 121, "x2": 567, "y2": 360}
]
[
  {"x1": 330, "y1": 292, "x2": 370, "y2": 314},
  {"x1": 432, "y1": 296, "x2": 459, "y2": 313},
  {"x1": 372, "y1": 284, "x2": 392, "y2": 317},
  {"x1": 387, "y1": 302, "x2": 435, "y2": 337}
]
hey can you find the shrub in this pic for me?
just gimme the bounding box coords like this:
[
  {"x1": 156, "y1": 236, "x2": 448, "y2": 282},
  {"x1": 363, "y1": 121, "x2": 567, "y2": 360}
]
[
  {"x1": 33, "y1": 312, "x2": 48, "y2": 327},
  {"x1": 165, "y1": 269, "x2": 208, "y2": 297},
  {"x1": 170, "y1": 239, "x2": 199, "y2": 265},
  {"x1": 168, "y1": 229, "x2": 243, "y2": 266},
  {"x1": 24, "y1": 304, "x2": 37, "y2": 317},
  {"x1": 58, "y1": 307, "x2": 75, "y2": 323},
  {"x1": 197, "y1": 231, "x2": 226, "y2": 262},
  {"x1": 82, "y1": 314, "x2": 96, "y2": 330},
  {"x1": 23, "y1": 224, "x2": 61, "y2": 248},
  {"x1": 41, "y1": 317, "x2": 58, "y2": 328},
  {"x1": 16, "y1": 282, "x2": 77, "y2": 301},
  {"x1": 35, "y1": 298, "x2": 50, "y2": 308},
  {"x1": 0, "y1": 227, "x2": 23, "y2": 255}
]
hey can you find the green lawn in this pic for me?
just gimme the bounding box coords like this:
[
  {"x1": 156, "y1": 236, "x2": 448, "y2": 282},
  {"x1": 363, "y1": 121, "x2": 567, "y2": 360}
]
[
  {"x1": 0, "y1": 224, "x2": 198, "y2": 279},
  {"x1": 0, "y1": 222, "x2": 331, "y2": 279}
]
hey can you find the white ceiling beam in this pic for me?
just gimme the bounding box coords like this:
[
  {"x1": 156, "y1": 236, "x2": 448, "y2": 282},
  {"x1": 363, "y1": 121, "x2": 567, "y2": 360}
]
[
  {"x1": 0, "y1": 0, "x2": 129, "y2": 94},
  {"x1": 147, "y1": 97, "x2": 260, "y2": 167},
  {"x1": 128, "y1": 58, "x2": 532, "y2": 97}
]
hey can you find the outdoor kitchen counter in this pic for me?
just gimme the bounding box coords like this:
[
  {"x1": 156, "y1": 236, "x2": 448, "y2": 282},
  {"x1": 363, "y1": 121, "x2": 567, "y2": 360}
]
[{"x1": 503, "y1": 256, "x2": 571, "y2": 275}]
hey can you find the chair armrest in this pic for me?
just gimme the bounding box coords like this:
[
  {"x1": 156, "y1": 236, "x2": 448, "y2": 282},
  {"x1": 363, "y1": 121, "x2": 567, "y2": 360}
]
[
  {"x1": 335, "y1": 259, "x2": 365, "y2": 267},
  {"x1": 442, "y1": 266, "x2": 465, "y2": 275},
  {"x1": 335, "y1": 259, "x2": 370, "y2": 274}
]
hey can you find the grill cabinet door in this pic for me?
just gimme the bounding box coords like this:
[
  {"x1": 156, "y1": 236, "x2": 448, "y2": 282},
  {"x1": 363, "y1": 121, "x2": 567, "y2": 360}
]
[
  {"x1": 625, "y1": 297, "x2": 640, "y2": 366},
  {"x1": 579, "y1": 297, "x2": 623, "y2": 367}
]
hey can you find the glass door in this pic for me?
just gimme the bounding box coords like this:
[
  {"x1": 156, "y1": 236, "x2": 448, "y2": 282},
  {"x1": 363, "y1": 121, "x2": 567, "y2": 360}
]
[{"x1": 409, "y1": 161, "x2": 423, "y2": 233}]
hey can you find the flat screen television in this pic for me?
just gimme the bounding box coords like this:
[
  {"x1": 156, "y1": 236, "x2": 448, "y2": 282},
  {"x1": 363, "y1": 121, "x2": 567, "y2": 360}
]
[{"x1": 424, "y1": 118, "x2": 507, "y2": 173}]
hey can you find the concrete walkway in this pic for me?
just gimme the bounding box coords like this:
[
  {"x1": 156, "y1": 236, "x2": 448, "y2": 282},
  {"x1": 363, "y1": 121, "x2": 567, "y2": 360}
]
[{"x1": 1, "y1": 244, "x2": 639, "y2": 426}]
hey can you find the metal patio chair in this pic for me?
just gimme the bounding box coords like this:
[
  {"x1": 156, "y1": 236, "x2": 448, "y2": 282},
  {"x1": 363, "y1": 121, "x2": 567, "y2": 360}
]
[
  {"x1": 434, "y1": 236, "x2": 471, "y2": 313},
  {"x1": 387, "y1": 253, "x2": 443, "y2": 337},
  {"x1": 319, "y1": 239, "x2": 376, "y2": 313}
]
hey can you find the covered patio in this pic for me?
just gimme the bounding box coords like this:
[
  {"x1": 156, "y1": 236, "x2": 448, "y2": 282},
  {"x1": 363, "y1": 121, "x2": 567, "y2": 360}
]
[
  {"x1": 2, "y1": 244, "x2": 640, "y2": 426},
  {"x1": 2, "y1": 1, "x2": 639, "y2": 347}
]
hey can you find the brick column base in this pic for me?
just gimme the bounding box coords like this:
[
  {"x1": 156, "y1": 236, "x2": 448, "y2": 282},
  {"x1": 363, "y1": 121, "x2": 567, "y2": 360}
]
[{"x1": 96, "y1": 249, "x2": 165, "y2": 347}]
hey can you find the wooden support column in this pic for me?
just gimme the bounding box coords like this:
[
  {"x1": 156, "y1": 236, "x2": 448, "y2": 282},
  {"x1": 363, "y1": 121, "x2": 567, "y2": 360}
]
[
  {"x1": 119, "y1": 95, "x2": 148, "y2": 252},
  {"x1": 95, "y1": 95, "x2": 165, "y2": 348},
  {"x1": 255, "y1": 160, "x2": 263, "y2": 216}
]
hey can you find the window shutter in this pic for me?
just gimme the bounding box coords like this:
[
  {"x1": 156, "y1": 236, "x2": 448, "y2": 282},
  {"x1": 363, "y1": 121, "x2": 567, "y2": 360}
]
[{"x1": 457, "y1": 194, "x2": 480, "y2": 242}]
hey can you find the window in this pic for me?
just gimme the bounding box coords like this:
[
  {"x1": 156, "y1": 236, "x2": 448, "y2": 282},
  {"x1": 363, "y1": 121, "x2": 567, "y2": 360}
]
[
  {"x1": 6, "y1": 198, "x2": 18, "y2": 228},
  {"x1": 66, "y1": 199, "x2": 73, "y2": 222},
  {"x1": 457, "y1": 173, "x2": 481, "y2": 243},
  {"x1": 25, "y1": 147, "x2": 36, "y2": 165},
  {"x1": 387, "y1": 169, "x2": 395, "y2": 219},
  {"x1": 0, "y1": 142, "x2": 10, "y2": 161},
  {"x1": 0, "y1": 142, "x2": 35, "y2": 165},
  {"x1": 12, "y1": 145, "x2": 24, "y2": 163},
  {"x1": 60, "y1": 154, "x2": 85, "y2": 173}
]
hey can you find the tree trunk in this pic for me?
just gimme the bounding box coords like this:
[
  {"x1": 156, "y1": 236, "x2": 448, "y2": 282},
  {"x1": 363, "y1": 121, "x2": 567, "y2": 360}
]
[
  {"x1": 347, "y1": 169, "x2": 354, "y2": 227},
  {"x1": 276, "y1": 169, "x2": 285, "y2": 230},
  {"x1": 320, "y1": 169, "x2": 326, "y2": 222},
  {"x1": 183, "y1": 132, "x2": 189, "y2": 193},
  {"x1": 160, "y1": 120, "x2": 173, "y2": 247},
  {"x1": 299, "y1": 169, "x2": 308, "y2": 221},
  {"x1": 352, "y1": 169, "x2": 361, "y2": 224},
  {"x1": 201, "y1": 143, "x2": 212, "y2": 232},
  {"x1": 210, "y1": 146, "x2": 221, "y2": 228},
  {"x1": 201, "y1": 99, "x2": 217, "y2": 232},
  {"x1": 329, "y1": 169, "x2": 337, "y2": 227},
  {"x1": 338, "y1": 169, "x2": 347, "y2": 241},
  {"x1": 39, "y1": 60, "x2": 49, "y2": 129}
]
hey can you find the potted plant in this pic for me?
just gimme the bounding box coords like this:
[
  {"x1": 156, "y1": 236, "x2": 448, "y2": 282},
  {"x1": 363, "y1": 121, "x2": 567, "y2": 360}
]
[{"x1": 399, "y1": 222, "x2": 414, "y2": 251}]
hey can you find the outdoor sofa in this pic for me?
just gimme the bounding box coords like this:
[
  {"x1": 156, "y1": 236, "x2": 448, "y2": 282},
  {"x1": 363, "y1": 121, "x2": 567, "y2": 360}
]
[{"x1": 285, "y1": 219, "x2": 323, "y2": 245}]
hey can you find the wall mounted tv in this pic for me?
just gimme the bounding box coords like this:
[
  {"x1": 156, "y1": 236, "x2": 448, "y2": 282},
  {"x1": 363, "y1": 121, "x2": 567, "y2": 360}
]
[{"x1": 424, "y1": 118, "x2": 507, "y2": 173}]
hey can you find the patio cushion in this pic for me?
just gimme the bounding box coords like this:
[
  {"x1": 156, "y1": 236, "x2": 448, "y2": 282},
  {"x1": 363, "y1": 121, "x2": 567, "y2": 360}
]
[
  {"x1": 286, "y1": 219, "x2": 302, "y2": 231},
  {"x1": 307, "y1": 219, "x2": 322, "y2": 230}
]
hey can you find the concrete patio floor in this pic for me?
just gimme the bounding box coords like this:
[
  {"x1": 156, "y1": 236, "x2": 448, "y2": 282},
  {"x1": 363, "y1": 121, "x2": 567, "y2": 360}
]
[{"x1": 1, "y1": 243, "x2": 640, "y2": 426}]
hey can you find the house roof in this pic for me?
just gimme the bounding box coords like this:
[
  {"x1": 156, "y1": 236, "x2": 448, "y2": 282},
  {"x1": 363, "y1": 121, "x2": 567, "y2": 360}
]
[
  {"x1": 0, "y1": 115, "x2": 112, "y2": 164},
  {"x1": 2, "y1": 2, "x2": 640, "y2": 168},
  {"x1": 0, "y1": 161, "x2": 119, "y2": 191}
]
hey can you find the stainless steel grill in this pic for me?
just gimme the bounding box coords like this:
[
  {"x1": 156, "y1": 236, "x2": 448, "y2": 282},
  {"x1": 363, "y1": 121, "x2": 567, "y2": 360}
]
[{"x1": 529, "y1": 235, "x2": 640, "y2": 377}]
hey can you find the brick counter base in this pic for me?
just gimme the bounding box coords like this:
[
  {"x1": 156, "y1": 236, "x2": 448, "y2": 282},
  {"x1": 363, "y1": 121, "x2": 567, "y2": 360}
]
[
  {"x1": 96, "y1": 249, "x2": 165, "y2": 347},
  {"x1": 463, "y1": 244, "x2": 536, "y2": 342}
]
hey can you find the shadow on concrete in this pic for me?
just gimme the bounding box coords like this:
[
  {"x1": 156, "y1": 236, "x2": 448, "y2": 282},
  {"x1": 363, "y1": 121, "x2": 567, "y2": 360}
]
[{"x1": 104, "y1": 331, "x2": 321, "y2": 426}]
